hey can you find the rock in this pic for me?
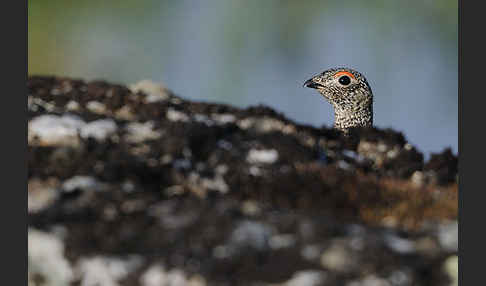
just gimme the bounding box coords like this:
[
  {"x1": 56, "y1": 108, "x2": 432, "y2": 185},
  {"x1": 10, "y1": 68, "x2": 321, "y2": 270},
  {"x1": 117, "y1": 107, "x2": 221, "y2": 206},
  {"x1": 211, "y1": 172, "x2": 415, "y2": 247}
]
[
  {"x1": 424, "y1": 148, "x2": 458, "y2": 185},
  {"x1": 27, "y1": 76, "x2": 457, "y2": 285}
]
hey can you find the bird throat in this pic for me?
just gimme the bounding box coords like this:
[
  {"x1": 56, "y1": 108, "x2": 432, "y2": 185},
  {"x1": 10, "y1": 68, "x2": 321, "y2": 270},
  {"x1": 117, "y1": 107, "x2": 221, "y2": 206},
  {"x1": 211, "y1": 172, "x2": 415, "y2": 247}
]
[{"x1": 332, "y1": 104, "x2": 373, "y2": 133}]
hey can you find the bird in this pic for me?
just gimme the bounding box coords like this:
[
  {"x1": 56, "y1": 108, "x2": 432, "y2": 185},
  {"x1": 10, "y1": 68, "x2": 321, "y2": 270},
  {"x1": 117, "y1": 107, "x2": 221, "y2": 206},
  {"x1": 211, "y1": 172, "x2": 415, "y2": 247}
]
[{"x1": 303, "y1": 67, "x2": 373, "y2": 134}]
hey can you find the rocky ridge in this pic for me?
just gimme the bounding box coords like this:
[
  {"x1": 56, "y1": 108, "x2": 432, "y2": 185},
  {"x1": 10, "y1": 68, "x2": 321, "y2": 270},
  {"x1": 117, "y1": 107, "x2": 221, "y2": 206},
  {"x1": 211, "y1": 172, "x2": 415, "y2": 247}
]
[{"x1": 28, "y1": 76, "x2": 458, "y2": 286}]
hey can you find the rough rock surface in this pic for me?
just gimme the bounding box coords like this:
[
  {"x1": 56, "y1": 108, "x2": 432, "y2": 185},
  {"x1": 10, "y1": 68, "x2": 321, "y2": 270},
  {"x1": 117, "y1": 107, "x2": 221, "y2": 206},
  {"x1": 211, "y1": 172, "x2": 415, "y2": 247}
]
[{"x1": 28, "y1": 76, "x2": 458, "y2": 286}]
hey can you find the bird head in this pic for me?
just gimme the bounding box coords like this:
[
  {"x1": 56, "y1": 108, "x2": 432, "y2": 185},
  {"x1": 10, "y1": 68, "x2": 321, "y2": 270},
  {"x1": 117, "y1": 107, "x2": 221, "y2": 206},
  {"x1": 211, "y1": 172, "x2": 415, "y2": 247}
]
[{"x1": 303, "y1": 67, "x2": 373, "y2": 112}]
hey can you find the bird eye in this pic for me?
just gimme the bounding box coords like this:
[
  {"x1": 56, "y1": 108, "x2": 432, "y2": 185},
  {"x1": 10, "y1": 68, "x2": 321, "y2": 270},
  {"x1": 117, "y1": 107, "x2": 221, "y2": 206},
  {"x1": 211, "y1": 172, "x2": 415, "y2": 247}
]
[{"x1": 338, "y1": 75, "x2": 351, "y2": 86}]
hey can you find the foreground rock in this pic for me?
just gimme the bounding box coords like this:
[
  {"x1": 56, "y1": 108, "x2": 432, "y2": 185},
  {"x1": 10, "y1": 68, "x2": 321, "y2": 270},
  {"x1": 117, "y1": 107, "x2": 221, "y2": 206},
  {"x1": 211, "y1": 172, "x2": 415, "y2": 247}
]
[{"x1": 28, "y1": 76, "x2": 458, "y2": 286}]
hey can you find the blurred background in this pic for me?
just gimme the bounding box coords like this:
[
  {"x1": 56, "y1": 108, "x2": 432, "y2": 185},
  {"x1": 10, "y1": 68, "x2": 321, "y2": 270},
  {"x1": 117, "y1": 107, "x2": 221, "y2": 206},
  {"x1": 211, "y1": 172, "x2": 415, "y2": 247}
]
[{"x1": 28, "y1": 0, "x2": 457, "y2": 157}]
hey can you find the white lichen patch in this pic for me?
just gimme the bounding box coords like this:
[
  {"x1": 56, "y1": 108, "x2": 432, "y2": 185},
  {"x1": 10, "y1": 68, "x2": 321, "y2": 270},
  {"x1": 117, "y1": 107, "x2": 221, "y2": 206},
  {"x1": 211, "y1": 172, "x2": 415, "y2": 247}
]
[
  {"x1": 387, "y1": 269, "x2": 412, "y2": 286},
  {"x1": 229, "y1": 221, "x2": 274, "y2": 251},
  {"x1": 140, "y1": 264, "x2": 206, "y2": 286},
  {"x1": 30, "y1": 115, "x2": 119, "y2": 146},
  {"x1": 357, "y1": 141, "x2": 396, "y2": 168},
  {"x1": 241, "y1": 200, "x2": 261, "y2": 216},
  {"x1": 28, "y1": 228, "x2": 74, "y2": 286},
  {"x1": 114, "y1": 105, "x2": 136, "y2": 121},
  {"x1": 75, "y1": 255, "x2": 143, "y2": 286},
  {"x1": 165, "y1": 185, "x2": 185, "y2": 196},
  {"x1": 187, "y1": 172, "x2": 229, "y2": 197},
  {"x1": 247, "y1": 149, "x2": 279, "y2": 164},
  {"x1": 201, "y1": 176, "x2": 228, "y2": 194},
  {"x1": 171, "y1": 97, "x2": 183, "y2": 105},
  {"x1": 237, "y1": 116, "x2": 296, "y2": 134},
  {"x1": 160, "y1": 154, "x2": 173, "y2": 165},
  {"x1": 62, "y1": 176, "x2": 105, "y2": 193},
  {"x1": 320, "y1": 239, "x2": 358, "y2": 273},
  {"x1": 411, "y1": 171, "x2": 426, "y2": 187},
  {"x1": 124, "y1": 121, "x2": 162, "y2": 143},
  {"x1": 28, "y1": 178, "x2": 59, "y2": 214},
  {"x1": 386, "y1": 148, "x2": 400, "y2": 159},
  {"x1": 211, "y1": 113, "x2": 236, "y2": 124},
  {"x1": 28, "y1": 96, "x2": 57, "y2": 112},
  {"x1": 337, "y1": 160, "x2": 352, "y2": 170},
  {"x1": 27, "y1": 96, "x2": 36, "y2": 111},
  {"x1": 342, "y1": 149, "x2": 366, "y2": 163},
  {"x1": 443, "y1": 255, "x2": 458, "y2": 286},
  {"x1": 129, "y1": 80, "x2": 169, "y2": 103},
  {"x1": 166, "y1": 108, "x2": 190, "y2": 122},
  {"x1": 437, "y1": 221, "x2": 458, "y2": 252},
  {"x1": 280, "y1": 270, "x2": 327, "y2": 286},
  {"x1": 121, "y1": 180, "x2": 136, "y2": 193},
  {"x1": 80, "y1": 119, "x2": 118, "y2": 141},
  {"x1": 383, "y1": 233, "x2": 416, "y2": 254},
  {"x1": 140, "y1": 264, "x2": 169, "y2": 286},
  {"x1": 86, "y1": 101, "x2": 107, "y2": 114},
  {"x1": 28, "y1": 114, "x2": 86, "y2": 147},
  {"x1": 347, "y1": 275, "x2": 391, "y2": 286},
  {"x1": 191, "y1": 113, "x2": 237, "y2": 127},
  {"x1": 129, "y1": 144, "x2": 152, "y2": 156},
  {"x1": 66, "y1": 100, "x2": 80, "y2": 111},
  {"x1": 51, "y1": 81, "x2": 73, "y2": 94},
  {"x1": 194, "y1": 114, "x2": 214, "y2": 126},
  {"x1": 215, "y1": 164, "x2": 229, "y2": 175}
]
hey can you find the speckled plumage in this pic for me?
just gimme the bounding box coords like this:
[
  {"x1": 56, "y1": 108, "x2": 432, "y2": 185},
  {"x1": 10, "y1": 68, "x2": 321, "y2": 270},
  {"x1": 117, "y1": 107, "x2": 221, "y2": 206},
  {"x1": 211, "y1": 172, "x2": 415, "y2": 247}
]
[{"x1": 304, "y1": 67, "x2": 373, "y2": 134}]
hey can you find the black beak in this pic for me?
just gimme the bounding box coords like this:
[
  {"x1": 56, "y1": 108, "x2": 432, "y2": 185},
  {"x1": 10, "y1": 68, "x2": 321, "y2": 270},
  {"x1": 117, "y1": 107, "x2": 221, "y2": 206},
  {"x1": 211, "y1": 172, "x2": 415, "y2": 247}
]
[{"x1": 303, "y1": 78, "x2": 323, "y2": 89}]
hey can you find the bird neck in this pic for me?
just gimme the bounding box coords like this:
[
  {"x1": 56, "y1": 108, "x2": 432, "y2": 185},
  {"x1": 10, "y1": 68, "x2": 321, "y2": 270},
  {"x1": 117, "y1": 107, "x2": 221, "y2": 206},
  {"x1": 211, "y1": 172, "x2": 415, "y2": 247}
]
[{"x1": 332, "y1": 103, "x2": 373, "y2": 132}]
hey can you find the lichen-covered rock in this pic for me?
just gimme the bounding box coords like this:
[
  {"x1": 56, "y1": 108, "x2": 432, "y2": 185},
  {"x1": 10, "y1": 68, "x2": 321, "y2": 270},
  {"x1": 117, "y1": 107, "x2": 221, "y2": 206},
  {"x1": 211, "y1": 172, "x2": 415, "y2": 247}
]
[{"x1": 28, "y1": 76, "x2": 458, "y2": 286}]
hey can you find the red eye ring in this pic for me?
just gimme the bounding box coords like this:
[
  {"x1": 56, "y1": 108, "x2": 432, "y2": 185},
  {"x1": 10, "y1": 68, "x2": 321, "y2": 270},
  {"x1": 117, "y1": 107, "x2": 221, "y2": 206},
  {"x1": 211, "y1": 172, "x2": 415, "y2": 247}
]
[{"x1": 334, "y1": 71, "x2": 355, "y2": 80}]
